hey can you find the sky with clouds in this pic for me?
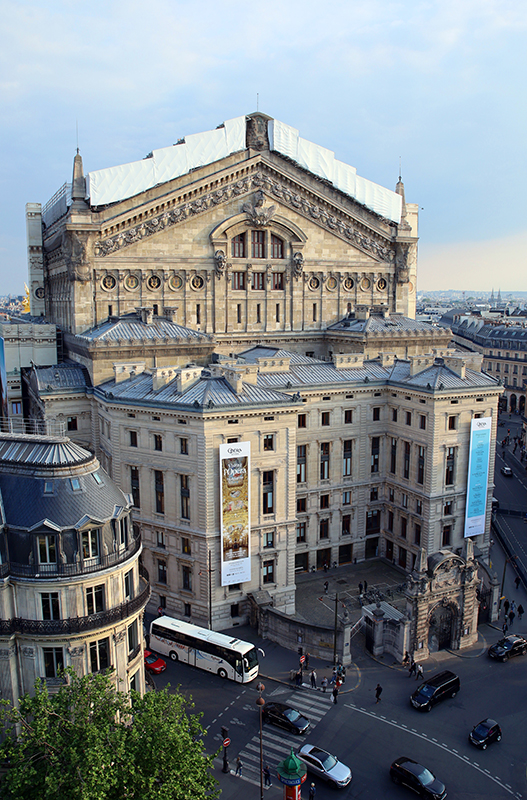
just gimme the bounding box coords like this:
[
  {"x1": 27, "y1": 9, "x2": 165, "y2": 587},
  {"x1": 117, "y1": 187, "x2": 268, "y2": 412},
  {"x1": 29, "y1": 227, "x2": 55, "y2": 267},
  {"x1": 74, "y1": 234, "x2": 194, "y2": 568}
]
[{"x1": 0, "y1": 0, "x2": 525, "y2": 296}]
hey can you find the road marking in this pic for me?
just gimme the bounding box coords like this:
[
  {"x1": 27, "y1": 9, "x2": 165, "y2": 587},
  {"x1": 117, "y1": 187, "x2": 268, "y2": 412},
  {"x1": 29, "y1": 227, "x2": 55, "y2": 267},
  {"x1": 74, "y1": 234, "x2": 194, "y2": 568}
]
[{"x1": 344, "y1": 703, "x2": 517, "y2": 797}]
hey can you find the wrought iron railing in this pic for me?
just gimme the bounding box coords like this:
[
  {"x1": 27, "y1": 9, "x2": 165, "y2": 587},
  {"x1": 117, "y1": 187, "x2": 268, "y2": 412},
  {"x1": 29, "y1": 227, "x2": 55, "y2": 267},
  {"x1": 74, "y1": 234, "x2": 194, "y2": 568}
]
[
  {"x1": 8, "y1": 535, "x2": 141, "y2": 579},
  {"x1": 0, "y1": 578, "x2": 150, "y2": 637}
]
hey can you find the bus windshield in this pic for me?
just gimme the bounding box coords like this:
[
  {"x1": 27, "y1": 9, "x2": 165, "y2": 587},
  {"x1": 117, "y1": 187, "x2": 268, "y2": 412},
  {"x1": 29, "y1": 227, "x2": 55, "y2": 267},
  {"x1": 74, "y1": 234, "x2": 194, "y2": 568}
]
[{"x1": 243, "y1": 647, "x2": 259, "y2": 673}]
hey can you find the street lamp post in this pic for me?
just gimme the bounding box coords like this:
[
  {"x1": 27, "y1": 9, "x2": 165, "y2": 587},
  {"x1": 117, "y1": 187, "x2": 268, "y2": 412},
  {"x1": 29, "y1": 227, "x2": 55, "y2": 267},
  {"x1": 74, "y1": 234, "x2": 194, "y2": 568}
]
[
  {"x1": 256, "y1": 682, "x2": 265, "y2": 800},
  {"x1": 500, "y1": 555, "x2": 518, "y2": 613}
]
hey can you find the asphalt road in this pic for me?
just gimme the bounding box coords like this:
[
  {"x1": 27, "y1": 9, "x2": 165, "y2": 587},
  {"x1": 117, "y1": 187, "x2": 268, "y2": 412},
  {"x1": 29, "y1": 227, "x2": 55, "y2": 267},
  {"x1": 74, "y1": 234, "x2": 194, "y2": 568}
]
[{"x1": 152, "y1": 637, "x2": 526, "y2": 800}]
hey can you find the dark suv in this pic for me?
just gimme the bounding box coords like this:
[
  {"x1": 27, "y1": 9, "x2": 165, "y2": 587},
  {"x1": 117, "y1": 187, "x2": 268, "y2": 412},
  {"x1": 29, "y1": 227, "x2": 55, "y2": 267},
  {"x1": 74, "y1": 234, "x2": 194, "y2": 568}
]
[
  {"x1": 410, "y1": 670, "x2": 460, "y2": 712},
  {"x1": 390, "y1": 758, "x2": 447, "y2": 799},
  {"x1": 488, "y1": 634, "x2": 527, "y2": 662}
]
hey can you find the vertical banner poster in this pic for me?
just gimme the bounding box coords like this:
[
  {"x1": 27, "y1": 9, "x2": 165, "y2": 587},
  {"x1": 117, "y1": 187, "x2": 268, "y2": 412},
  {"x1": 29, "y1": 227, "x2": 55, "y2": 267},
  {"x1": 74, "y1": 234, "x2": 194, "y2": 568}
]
[
  {"x1": 0, "y1": 338, "x2": 7, "y2": 425},
  {"x1": 220, "y1": 442, "x2": 251, "y2": 586},
  {"x1": 464, "y1": 417, "x2": 492, "y2": 538}
]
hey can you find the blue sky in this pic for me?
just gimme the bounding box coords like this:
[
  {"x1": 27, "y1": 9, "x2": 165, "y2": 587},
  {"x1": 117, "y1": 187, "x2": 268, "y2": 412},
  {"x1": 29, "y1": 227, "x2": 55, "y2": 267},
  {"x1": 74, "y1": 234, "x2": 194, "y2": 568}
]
[{"x1": 0, "y1": 0, "x2": 525, "y2": 295}]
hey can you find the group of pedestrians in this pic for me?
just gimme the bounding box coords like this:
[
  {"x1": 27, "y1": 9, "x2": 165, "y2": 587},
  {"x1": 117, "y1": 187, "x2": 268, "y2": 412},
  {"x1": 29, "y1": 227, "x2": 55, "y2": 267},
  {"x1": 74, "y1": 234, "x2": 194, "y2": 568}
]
[
  {"x1": 402, "y1": 651, "x2": 423, "y2": 680},
  {"x1": 502, "y1": 595, "x2": 524, "y2": 634}
]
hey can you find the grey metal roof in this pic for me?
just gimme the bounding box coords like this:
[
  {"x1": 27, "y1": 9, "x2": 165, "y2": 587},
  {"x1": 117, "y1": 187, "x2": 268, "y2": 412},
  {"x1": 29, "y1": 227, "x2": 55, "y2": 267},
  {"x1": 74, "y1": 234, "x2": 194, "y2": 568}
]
[
  {"x1": 327, "y1": 314, "x2": 439, "y2": 334},
  {"x1": 34, "y1": 363, "x2": 92, "y2": 391},
  {"x1": 0, "y1": 435, "x2": 92, "y2": 468},
  {"x1": 238, "y1": 347, "x2": 322, "y2": 365},
  {"x1": 78, "y1": 314, "x2": 210, "y2": 343}
]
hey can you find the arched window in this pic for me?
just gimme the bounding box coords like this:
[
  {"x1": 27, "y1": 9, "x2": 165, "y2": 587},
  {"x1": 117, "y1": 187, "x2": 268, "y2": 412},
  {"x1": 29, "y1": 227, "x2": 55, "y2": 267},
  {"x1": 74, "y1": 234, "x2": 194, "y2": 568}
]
[
  {"x1": 271, "y1": 235, "x2": 284, "y2": 259},
  {"x1": 232, "y1": 233, "x2": 246, "y2": 258}
]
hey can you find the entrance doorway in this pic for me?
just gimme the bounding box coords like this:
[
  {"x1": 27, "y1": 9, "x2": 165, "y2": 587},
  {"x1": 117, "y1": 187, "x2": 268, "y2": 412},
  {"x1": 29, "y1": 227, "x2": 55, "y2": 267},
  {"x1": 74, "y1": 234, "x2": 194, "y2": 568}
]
[
  {"x1": 428, "y1": 604, "x2": 454, "y2": 651},
  {"x1": 316, "y1": 548, "x2": 331, "y2": 570}
]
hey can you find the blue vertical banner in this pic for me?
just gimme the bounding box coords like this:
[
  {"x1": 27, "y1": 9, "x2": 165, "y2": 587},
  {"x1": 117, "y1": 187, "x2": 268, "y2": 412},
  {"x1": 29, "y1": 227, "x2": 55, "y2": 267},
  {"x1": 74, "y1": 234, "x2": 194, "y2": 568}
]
[{"x1": 464, "y1": 417, "x2": 492, "y2": 538}]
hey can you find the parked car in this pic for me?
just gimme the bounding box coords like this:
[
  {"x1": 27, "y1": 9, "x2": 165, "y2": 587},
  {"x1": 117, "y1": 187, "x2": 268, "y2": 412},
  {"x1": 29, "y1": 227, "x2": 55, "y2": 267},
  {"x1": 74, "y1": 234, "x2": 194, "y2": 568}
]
[
  {"x1": 144, "y1": 649, "x2": 167, "y2": 674},
  {"x1": 390, "y1": 757, "x2": 446, "y2": 800},
  {"x1": 410, "y1": 670, "x2": 460, "y2": 711},
  {"x1": 501, "y1": 465, "x2": 513, "y2": 477},
  {"x1": 488, "y1": 634, "x2": 527, "y2": 662},
  {"x1": 469, "y1": 718, "x2": 502, "y2": 750},
  {"x1": 263, "y1": 702, "x2": 310, "y2": 734},
  {"x1": 297, "y1": 745, "x2": 352, "y2": 788}
]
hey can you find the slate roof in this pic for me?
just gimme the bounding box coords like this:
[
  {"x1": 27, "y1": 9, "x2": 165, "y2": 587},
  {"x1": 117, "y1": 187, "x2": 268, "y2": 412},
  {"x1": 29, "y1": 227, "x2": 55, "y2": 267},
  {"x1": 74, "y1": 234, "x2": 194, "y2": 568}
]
[
  {"x1": 327, "y1": 314, "x2": 440, "y2": 334},
  {"x1": 0, "y1": 435, "x2": 92, "y2": 467},
  {"x1": 33, "y1": 363, "x2": 92, "y2": 391},
  {"x1": 78, "y1": 314, "x2": 210, "y2": 344}
]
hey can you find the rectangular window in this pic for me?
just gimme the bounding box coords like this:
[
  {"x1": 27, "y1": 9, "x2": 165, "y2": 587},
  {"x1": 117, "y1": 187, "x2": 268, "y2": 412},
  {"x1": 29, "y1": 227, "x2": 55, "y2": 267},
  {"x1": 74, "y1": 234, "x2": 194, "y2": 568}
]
[
  {"x1": 389, "y1": 488, "x2": 395, "y2": 502},
  {"x1": 158, "y1": 560, "x2": 167, "y2": 584},
  {"x1": 129, "y1": 430, "x2": 138, "y2": 447},
  {"x1": 232, "y1": 233, "x2": 246, "y2": 258},
  {"x1": 271, "y1": 234, "x2": 284, "y2": 258},
  {"x1": 43, "y1": 647, "x2": 63, "y2": 679},
  {"x1": 320, "y1": 494, "x2": 329, "y2": 509},
  {"x1": 155, "y1": 471, "x2": 164, "y2": 514},
  {"x1": 398, "y1": 547, "x2": 407, "y2": 569},
  {"x1": 373, "y1": 407, "x2": 380, "y2": 421},
  {"x1": 196, "y1": 304, "x2": 201, "y2": 325},
  {"x1": 252, "y1": 272, "x2": 265, "y2": 290},
  {"x1": 67, "y1": 416, "x2": 78, "y2": 431},
  {"x1": 156, "y1": 530, "x2": 165, "y2": 549},
  {"x1": 371, "y1": 437, "x2": 379, "y2": 473},
  {"x1": 184, "y1": 602, "x2": 191, "y2": 617},
  {"x1": 319, "y1": 518, "x2": 329, "y2": 539},
  {"x1": 414, "y1": 523, "x2": 421, "y2": 546},
  {"x1": 275, "y1": 303, "x2": 280, "y2": 322},
  {"x1": 392, "y1": 408, "x2": 398, "y2": 422},
  {"x1": 232, "y1": 272, "x2": 246, "y2": 290},
  {"x1": 401, "y1": 517, "x2": 407, "y2": 539},
  {"x1": 345, "y1": 409, "x2": 353, "y2": 424},
  {"x1": 272, "y1": 272, "x2": 284, "y2": 290},
  {"x1": 90, "y1": 638, "x2": 110, "y2": 672},
  {"x1": 401, "y1": 492, "x2": 408, "y2": 508},
  {"x1": 390, "y1": 438, "x2": 397, "y2": 474},
  {"x1": 86, "y1": 584, "x2": 104, "y2": 615},
  {"x1": 180, "y1": 437, "x2": 188, "y2": 455},
  {"x1": 297, "y1": 497, "x2": 307, "y2": 513},
  {"x1": 320, "y1": 442, "x2": 330, "y2": 480},
  {"x1": 416, "y1": 499, "x2": 422, "y2": 515},
  {"x1": 41, "y1": 592, "x2": 60, "y2": 620},
  {"x1": 181, "y1": 474, "x2": 190, "y2": 519},
  {"x1": 419, "y1": 415, "x2": 426, "y2": 430},
  {"x1": 445, "y1": 447, "x2": 455, "y2": 485},
  {"x1": 11, "y1": 401, "x2": 22, "y2": 415},
  {"x1": 38, "y1": 535, "x2": 56, "y2": 564},
  {"x1": 442, "y1": 525, "x2": 452, "y2": 547},
  {"x1": 444, "y1": 501, "x2": 453, "y2": 516},
  {"x1": 124, "y1": 569, "x2": 133, "y2": 600},
  {"x1": 403, "y1": 441, "x2": 411, "y2": 480},
  {"x1": 387, "y1": 510, "x2": 394, "y2": 532},
  {"x1": 343, "y1": 491, "x2": 351, "y2": 505},
  {"x1": 342, "y1": 515, "x2": 351, "y2": 536},
  {"x1": 263, "y1": 560, "x2": 275, "y2": 584},
  {"x1": 182, "y1": 537, "x2": 191, "y2": 555},
  {"x1": 448, "y1": 415, "x2": 457, "y2": 430},
  {"x1": 128, "y1": 620, "x2": 138, "y2": 654},
  {"x1": 182, "y1": 565, "x2": 192, "y2": 591},
  {"x1": 265, "y1": 530, "x2": 274, "y2": 548},
  {"x1": 297, "y1": 445, "x2": 307, "y2": 483},
  {"x1": 343, "y1": 439, "x2": 352, "y2": 476},
  {"x1": 130, "y1": 466, "x2": 140, "y2": 508},
  {"x1": 313, "y1": 303, "x2": 317, "y2": 322},
  {"x1": 82, "y1": 529, "x2": 100, "y2": 561},
  {"x1": 296, "y1": 521, "x2": 306, "y2": 542},
  {"x1": 366, "y1": 510, "x2": 381, "y2": 533},
  {"x1": 406, "y1": 411, "x2": 412, "y2": 426},
  {"x1": 321, "y1": 411, "x2": 330, "y2": 426},
  {"x1": 252, "y1": 230, "x2": 265, "y2": 258},
  {"x1": 298, "y1": 414, "x2": 307, "y2": 428},
  {"x1": 263, "y1": 470, "x2": 274, "y2": 514},
  {"x1": 154, "y1": 434, "x2": 163, "y2": 452},
  {"x1": 417, "y1": 446, "x2": 425, "y2": 485},
  {"x1": 256, "y1": 303, "x2": 261, "y2": 323},
  {"x1": 237, "y1": 304, "x2": 242, "y2": 323},
  {"x1": 263, "y1": 434, "x2": 274, "y2": 451}
]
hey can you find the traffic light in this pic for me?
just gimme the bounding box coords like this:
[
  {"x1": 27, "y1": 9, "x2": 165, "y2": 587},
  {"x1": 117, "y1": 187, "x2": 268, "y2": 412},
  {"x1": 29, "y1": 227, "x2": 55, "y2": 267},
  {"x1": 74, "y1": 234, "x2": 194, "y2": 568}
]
[
  {"x1": 221, "y1": 726, "x2": 229, "y2": 739},
  {"x1": 298, "y1": 647, "x2": 303, "y2": 657}
]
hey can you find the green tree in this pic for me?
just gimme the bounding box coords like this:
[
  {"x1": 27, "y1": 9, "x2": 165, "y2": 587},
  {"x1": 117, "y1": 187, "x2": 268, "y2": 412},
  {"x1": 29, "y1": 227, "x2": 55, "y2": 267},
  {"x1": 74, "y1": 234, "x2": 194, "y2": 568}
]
[{"x1": 0, "y1": 670, "x2": 218, "y2": 800}]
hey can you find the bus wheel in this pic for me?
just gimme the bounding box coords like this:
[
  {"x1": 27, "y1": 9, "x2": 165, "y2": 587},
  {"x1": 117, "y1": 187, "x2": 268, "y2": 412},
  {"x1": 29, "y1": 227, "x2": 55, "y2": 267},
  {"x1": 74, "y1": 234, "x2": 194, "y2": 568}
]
[
  {"x1": 169, "y1": 651, "x2": 178, "y2": 662},
  {"x1": 218, "y1": 668, "x2": 228, "y2": 679}
]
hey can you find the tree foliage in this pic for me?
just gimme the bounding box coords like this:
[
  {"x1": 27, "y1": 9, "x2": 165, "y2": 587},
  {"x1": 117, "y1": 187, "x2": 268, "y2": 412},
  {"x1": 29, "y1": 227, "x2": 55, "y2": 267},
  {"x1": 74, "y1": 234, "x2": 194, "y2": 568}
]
[{"x1": 0, "y1": 670, "x2": 219, "y2": 800}]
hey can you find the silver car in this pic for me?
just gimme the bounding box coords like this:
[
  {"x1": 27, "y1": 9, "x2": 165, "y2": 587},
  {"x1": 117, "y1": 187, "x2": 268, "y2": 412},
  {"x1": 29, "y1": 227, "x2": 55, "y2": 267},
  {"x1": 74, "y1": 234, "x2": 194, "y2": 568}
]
[{"x1": 297, "y1": 745, "x2": 352, "y2": 788}]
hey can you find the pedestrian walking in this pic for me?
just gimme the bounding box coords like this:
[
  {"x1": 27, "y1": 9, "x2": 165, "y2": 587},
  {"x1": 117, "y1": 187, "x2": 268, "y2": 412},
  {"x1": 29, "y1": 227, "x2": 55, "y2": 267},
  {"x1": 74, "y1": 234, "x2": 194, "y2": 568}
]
[
  {"x1": 309, "y1": 782, "x2": 316, "y2": 800},
  {"x1": 340, "y1": 665, "x2": 346, "y2": 684},
  {"x1": 358, "y1": 582, "x2": 363, "y2": 595},
  {"x1": 321, "y1": 677, "x2": 328, "y2": 693},
  {"x1": 518, "y1": 604, "x2": 524, "y2": 620},
  {"x1": 324, "y1": 581, "x2": 329, "y2": 594},
  {"x1": 330, "y1": 666, "x2": 337, "y2": 685},
  {"x1": 511, "y1": 600, "x2": 516, "y2": 613},
  {"x1": 235, "y1": 757, "x2": 243, "y2": 777},
  {"x1": 504, "y1": 599, "x2": 510, "y2": 617},
  {"x1": 502, "y1": 621, "x2": 509, "y2": 635},
  {"x1": 310, "y1": 670, "x2": 317, "y2": 689},
  {"x1": 416, "y1": 664, "x2": 424, "y2": 681},
  {"x1": 364, "y1": 580, "x2": 368, "y2": 592},
  {"x1": 263, "y1": 765, "x2": 272, "y2": 787},
  {"x1": 332, "y1": 686, "x2": 339, "y2": 704},
  {"x1": 408, "y1": 659, "x2": 417, "y2": 678},
  {"x1": 296, "y1": 669, "x2": 303, "y2": 687},
  {"x1": 305, "y1": 652, "x2": 310, "y2": 669},
  {"x1": 515, "y1": 576, "x2": 521, "y2": 590},
  {"x1": 402, "y1": 651, "x2": 410, "y2": 667},
  {"x1": 157, "y1": 605, "x2": 163, "y2": 616},
  {"x1": 375, "y1": 684, "x2": 383, "y2": 703},
  {"x1": 324, "y1": 562, "x2": 328, "y2": 573},
  {"x1": 509, "y1": 611, "x2": 515, "y2": 627}
]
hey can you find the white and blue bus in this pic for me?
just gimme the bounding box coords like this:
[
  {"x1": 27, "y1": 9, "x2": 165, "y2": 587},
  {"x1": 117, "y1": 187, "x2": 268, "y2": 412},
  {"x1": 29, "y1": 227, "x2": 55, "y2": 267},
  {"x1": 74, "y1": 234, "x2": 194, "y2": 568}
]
[{"x1": 149, "y1": 616, "x2": 259, "y2": 683}]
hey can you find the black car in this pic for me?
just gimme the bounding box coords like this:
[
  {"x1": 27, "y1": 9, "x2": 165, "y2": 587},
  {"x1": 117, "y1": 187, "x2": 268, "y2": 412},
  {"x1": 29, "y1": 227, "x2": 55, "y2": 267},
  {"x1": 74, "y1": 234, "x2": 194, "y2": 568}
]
[
  {"x1": 410, "y1": 670, "x2": 460, "y2": 712},
  {"x1": 469, "y1": 718, "x2": 502, "y2": 750},
  {"x1": 501, "y1": 465, "x2": 513, "y2": 477},
  {"x1": 488, "y1": 634, "x2": 527, "y2": 662},
  {"x1": 263, "y1": 702, "x2": 310, "y2": 734},
  {"x1": 390, "y1": 758, "x2": 446, "y2": 800}
]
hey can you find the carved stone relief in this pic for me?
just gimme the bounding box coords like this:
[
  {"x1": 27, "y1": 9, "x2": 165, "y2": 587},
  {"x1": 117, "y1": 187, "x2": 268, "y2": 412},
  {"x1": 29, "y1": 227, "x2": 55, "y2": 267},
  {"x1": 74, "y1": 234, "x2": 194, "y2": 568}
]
[
  {"x1": 241, "y1": 190, "x2": 276, "y2": 227},
  {"x1": 62, "y1": 230, "x2": 91, "y2": 282}
]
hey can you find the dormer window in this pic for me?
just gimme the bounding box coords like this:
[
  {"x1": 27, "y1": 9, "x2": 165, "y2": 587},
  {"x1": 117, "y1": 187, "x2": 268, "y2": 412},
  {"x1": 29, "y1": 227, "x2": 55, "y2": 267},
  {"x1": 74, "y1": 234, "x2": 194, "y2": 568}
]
[
  {"x1": 44, "y1": 481, "x2": 53, "y2": 494},
  {"x1": 70, "y1": 478, "x2": 81, "y2": 491}
]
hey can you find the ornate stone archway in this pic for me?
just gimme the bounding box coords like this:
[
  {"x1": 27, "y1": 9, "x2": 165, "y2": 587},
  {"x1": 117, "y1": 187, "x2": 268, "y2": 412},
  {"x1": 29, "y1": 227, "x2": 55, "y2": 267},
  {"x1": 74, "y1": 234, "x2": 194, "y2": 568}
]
[{"x1": 405, "y1": 539, "x2": 480, "y2": 660}]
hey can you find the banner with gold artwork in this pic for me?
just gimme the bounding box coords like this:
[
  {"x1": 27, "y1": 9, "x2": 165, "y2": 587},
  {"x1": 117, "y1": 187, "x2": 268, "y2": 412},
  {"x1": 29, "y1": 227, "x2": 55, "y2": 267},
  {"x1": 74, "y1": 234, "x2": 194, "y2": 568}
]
[{"x1": 220, "y1": 442, "x2": 251, "y2": 586}]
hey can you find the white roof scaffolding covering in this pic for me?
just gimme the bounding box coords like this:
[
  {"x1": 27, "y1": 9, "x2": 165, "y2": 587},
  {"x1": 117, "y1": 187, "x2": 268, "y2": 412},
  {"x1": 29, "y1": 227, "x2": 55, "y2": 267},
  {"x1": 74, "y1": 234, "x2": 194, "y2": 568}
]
[{"x1": 82, "y1": 115, "x2": 401, "y2": 223}]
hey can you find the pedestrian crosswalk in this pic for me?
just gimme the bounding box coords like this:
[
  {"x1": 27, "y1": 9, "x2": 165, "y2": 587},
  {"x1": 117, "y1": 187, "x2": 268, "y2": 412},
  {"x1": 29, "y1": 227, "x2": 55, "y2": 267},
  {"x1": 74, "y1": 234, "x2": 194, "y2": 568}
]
[{"x1": 221, "y1": 690, "x2": 335, "y2": 787}]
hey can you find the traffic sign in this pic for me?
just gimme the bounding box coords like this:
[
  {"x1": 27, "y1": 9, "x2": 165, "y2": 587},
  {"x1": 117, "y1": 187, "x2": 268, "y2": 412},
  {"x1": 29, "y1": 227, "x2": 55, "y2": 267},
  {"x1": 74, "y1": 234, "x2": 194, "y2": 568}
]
[
  {"x1": 223, "y1": 738, "x2": 231, "y2": 748},
  {"x1": 299, "y1": 655, "x2": 305, "y2": 664}
]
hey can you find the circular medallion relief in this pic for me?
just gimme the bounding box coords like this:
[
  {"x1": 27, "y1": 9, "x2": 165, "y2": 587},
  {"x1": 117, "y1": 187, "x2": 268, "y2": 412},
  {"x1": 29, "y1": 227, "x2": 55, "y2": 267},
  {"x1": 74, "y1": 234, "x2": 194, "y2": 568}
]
[
  {"x1": 35, "y1": 287, "x2": 45, "y2": 299},
  {"x1": 343, "y1": 277, "x2": 354, "y2": 291},
  {"x1": 101, "y1": 274, "x2": 116, "y2": 291},
  {"x1": 308, "y1": 276, "x2": 320, "y2": 291},
  {"x1": 360, "y1": 277, "x2": 371, "y2": 291},
  {"x1": 326, "y1": 276, "x2": 338, "y2": 291},
  {"x1": 147, "y1": 274, "x2": 162, "y2": 290},
  {"x1": 169, "y1": 274, "x2": 183, "y2": 291},
  {"x1": 377, "y1": 277, "x2": 387, "y2": 291},
  {"x1": 408, "y1": 282, "x2": 414, "y2": 293},
  {"x1": 124, "y1": 274, "x2": 139, "y2": 291},
  {"x1": 191, "y1": 275, "x2": 204, "y2": 290}
]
